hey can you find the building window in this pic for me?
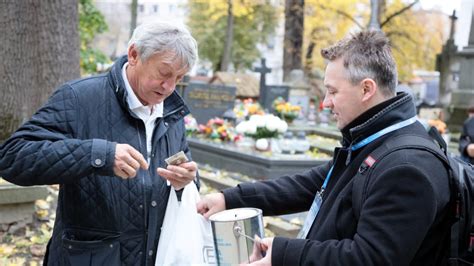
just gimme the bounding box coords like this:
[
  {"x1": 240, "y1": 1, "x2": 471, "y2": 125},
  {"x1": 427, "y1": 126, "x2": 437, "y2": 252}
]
[
  {"x1": 138, "y1": 4, "x2": 144, "y2": 13},
  {"x1": 153, "y1": 4, "x2": 159, "y2": 13}
]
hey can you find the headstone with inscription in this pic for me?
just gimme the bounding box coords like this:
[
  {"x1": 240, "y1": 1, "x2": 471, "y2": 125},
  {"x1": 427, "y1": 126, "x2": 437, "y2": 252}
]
[
  {"x1": 262, "y1": 85, "x2": 290, "y2": 112},
  {"x1": 183, "y1": 82, "x2": 237, "y2": 124}
]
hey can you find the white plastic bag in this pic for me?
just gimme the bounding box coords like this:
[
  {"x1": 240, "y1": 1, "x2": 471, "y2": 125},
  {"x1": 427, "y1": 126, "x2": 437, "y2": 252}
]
[{"x1": 155, "y1": 183, "x2": 215, "y2": 265}]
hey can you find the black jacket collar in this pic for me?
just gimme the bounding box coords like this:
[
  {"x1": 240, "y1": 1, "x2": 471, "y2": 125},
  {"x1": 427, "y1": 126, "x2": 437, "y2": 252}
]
[{"x1": 340, "y1": 93, "x2": 416, "y2": 147}]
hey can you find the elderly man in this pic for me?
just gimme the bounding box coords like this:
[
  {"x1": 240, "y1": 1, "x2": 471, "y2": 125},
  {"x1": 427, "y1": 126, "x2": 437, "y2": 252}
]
[
  {"x1": 0, "y1": 21, "x2": 199, "y2": 265},
  {"x1": 198, "y1": 30, "x2": 451, "y2": 266}
]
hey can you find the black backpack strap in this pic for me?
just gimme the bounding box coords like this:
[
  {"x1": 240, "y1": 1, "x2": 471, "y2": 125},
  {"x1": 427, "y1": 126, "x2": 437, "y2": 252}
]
[
  {"x1": 353, "y1": 132, "x2": 448, "y2": 219},
  {"x1": 427, "y1": 126, "x2": 449, "y2": 156},
  {"x1": 352, "y1": 129, "x2": 468, "y2": 264},
  {"x1": 353, "y1": 128, "x2": 474, "y2": 265}
]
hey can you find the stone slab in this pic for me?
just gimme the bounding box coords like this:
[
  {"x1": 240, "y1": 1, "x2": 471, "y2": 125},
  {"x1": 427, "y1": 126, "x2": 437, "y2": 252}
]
[
  {"x1": 188, "y1": 138, "x2": 328, "y2": 180},
  {"x1": 0, "y1": 183, "x2": 48, "y2": 205},
  {"x1": 200, "y1": 174, "x2": 240, "y2": 191},
  {"x1": 289, "y1": 125, "x2": 342, "y2": 140},
  {"x1": 265, "y1": 217, "x2": 300, "y2": 238},
  {"x1": 0, "y1": 202, "x2": 35, "y2": 224},
  {"x1": 0, "y1": 182, "x2": 48, "y2": 225}
]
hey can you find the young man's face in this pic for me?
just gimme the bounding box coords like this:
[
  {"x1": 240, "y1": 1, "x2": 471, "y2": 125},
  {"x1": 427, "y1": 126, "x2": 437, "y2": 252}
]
[
  {"x1": 322, "y1": 58, "x2": 366, "y2": 130},
  {"x1": 127, "y1": 46, "x2": 188, "y2": 106}
]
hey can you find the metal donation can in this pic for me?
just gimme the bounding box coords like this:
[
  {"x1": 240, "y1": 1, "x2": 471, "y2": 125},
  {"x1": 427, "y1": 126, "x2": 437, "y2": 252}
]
[{"x1": 209, "y1": 208, "x2": 264, "y2": 265}]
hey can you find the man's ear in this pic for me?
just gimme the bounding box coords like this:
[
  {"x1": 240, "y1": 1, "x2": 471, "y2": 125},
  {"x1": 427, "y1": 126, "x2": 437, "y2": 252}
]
[
  {"x1": 361, "y1": 78, "x2": 377, "y2": 101},
  {"x1": 127, "y1": 44, "x2": 139, "y2": 66}
]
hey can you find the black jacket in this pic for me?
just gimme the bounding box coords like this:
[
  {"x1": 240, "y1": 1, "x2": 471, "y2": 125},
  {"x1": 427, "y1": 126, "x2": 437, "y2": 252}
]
[
  {"x1": 223, "y1": 93, "x2": 451, "y2": 265},
  {"x1": 459, "y1": 117, "x2": 474, "y2": 164},
  {"x1": 0, "y1": 56, "x2": 193, "y2": 265}
]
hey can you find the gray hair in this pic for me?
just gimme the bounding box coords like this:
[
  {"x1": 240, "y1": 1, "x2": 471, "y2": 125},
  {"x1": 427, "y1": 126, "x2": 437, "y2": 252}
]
[
  {"x1": 128, "y1": 21, "x2": 198, "y2": 71},
  {"x1": 321, "y1": 30, "x2": 397, "y2": 97}
]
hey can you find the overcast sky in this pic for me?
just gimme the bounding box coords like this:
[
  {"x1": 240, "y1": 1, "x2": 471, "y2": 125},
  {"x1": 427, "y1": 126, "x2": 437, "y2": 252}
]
[{"x1": 419, "y1": 0, "x2": 462, "y2": 15}]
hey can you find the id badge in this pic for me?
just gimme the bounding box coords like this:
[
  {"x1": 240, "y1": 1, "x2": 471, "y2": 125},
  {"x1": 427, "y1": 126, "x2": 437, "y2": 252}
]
[{"x1": 297, "y1": 191, "x2": 323, "y2": 239}]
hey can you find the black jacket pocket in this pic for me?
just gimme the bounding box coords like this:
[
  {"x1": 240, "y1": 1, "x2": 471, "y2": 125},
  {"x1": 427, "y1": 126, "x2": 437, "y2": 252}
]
[{"x1": 62, "y1": 228, "x2": 121, "y2": 266}]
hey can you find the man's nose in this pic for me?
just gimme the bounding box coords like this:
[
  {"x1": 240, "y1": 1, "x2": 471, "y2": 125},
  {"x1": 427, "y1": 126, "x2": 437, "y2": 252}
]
[
  {"x1": 162, "y1": 78, "x2": 176, "y2": 91},
  {"x1": 322, "y1": 95, "x2": 332, "y2": 108}
]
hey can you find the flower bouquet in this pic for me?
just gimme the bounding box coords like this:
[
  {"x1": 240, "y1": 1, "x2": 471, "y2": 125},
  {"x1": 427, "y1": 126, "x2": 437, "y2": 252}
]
[
  {"x1": 272, "y1": 97, "x2": 301, "y2": 123},
  {"x1": 184, "y1": 115, "x2": 199, "y2": 137},
  {"x1": 235, "y1": 114, "x2": 288, "y2": 151},
  {"x1": 233, "y1": 98, "x2": 265, "y2": 121},
  {"x1": 198, "y1": 117, "x2": 239, "y2": 142},
  {"x1": 235, "y1": 114, "x2": 288, "y2": 140}
]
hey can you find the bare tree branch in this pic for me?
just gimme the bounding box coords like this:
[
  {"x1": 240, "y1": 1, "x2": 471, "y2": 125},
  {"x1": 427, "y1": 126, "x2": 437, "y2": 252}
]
[
  {"x1": 386, "y1": 30, "x2": 414, "y2": 42},
  {"x1": 316, "y1": 3, "x2": 363, "y2": 29},
  {"x1": 381, "y1": 0, "x2": 419, "y2": 28}
]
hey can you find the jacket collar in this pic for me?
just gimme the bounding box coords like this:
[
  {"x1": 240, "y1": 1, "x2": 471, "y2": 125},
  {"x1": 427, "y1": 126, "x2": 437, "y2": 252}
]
[
  {"x1": 108, "y1": 55, "x2": 190, "y2": 120},
  {"x1": 340, "y1": 92, "x2": 416, "y2": 147}
]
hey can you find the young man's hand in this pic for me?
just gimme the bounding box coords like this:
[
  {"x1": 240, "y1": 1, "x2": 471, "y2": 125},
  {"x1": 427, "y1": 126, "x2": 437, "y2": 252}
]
[{"x1": 196, "y1": 193, "x2": 226, "y2": 219}]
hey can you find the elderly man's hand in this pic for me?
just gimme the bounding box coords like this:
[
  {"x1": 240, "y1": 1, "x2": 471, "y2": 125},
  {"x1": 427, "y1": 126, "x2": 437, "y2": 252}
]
[
  {"x1": 157, "y1": 161, "x2": 197, "y2": 190},
  {"x1": 113, "y1": 144, "x2": 148, "y2": 179}
]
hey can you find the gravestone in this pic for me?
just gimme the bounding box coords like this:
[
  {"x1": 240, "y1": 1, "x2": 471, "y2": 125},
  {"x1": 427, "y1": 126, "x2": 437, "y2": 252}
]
[
  {"x1": 183, "y1": 82, "x2": 236, "y2": 124},
  {"x1": 437, "y1": 10, "x2": 460, "y2": 107},
  {"x1": 449, "y1": 4, "x2": 474, "y2": 130},
  {"x1": 261, "y1": 85, "x2": 290, "y2": 112},
  {"x1": 286, "y1": 69, "x2": 311, "y2": 120}
]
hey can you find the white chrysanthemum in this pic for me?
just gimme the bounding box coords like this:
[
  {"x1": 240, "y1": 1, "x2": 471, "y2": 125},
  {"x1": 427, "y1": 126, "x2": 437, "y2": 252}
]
[
  {"x1": 265, "y1": 115, "x2": 279, "y2": 132},
  {"x1": 246, "y1": 121, "x2": 257, "y2": 134},
  {"x1": 276, "y1": 120, "x2": 288, "y2": 133},
  {"x1": 235, "y1": 121, "x2": 248, "y2": 134},
  {"x1": 249, "y1": 115, "x2": 266, "y2": 127}
]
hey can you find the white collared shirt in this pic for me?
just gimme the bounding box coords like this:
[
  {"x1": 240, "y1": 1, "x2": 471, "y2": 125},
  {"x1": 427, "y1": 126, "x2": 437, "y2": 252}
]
[{"x1": 122, "y1": 63, "x2": 163, "y2": 161}]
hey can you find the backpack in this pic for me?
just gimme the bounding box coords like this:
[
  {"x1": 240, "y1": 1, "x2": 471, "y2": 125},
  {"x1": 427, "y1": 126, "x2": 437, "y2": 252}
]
[{"x1": 353, "y1": 127, "x2": 474, "y2": 265}]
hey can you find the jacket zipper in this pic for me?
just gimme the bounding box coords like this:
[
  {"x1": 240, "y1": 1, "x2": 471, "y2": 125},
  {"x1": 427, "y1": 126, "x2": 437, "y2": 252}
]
[
  {"x1": 139, "y1": 105, "x2": 184, "y2": 260},
  {"x1": 135, "y1": 121, "x2": 149, "y2": 255}
]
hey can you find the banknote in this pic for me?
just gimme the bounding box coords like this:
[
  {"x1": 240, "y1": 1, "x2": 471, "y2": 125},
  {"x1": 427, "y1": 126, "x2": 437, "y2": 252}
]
[{"x1": 165, "y1": 151, "x2": 189, "y2": 166}]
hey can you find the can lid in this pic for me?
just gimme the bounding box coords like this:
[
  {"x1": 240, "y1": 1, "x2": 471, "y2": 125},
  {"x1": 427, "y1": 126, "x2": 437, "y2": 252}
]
[{"x1": 209, "y1": 208, "x2": 262, "y2": 222}]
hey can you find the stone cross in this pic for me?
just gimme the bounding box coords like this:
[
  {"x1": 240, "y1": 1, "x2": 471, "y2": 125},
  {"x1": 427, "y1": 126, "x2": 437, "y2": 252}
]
[
  {"x1": 449, "y1": 10, "x2": 458, "y2": 41},
  {"x1": 254, "y1": 58, "x2": 271, "y2": 106}
]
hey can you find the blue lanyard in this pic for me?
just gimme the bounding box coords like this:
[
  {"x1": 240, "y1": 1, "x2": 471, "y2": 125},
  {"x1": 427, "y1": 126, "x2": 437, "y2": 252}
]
[{"x1": 320, "y1": 116, "x2": 418, "y2": 193}]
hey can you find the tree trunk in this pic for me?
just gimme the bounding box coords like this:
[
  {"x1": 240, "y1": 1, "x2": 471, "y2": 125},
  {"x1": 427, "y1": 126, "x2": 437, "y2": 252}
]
[
  {"x1": 0, "y1": 0, "x2": 80, "y2": 142},
  {"x1": 283, "y1": 0, "x2": 304, "y2": 81},
  {"x1": 220, "y1": 0, "x2": 234, "y2": 72},
  {"x1": 130, "y1": 0, "x2": 138, "y2": 38}
]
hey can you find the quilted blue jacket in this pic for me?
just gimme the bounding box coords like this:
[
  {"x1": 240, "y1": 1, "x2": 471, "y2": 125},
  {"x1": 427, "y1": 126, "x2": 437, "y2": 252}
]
[{"x1": 0, "y1": 56, "x2": 194, "y2": 265}]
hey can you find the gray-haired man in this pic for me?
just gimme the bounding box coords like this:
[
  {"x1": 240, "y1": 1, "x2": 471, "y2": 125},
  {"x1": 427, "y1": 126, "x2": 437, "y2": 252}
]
[{"x1": 0, "y1": 21, "x2": 199, "y2": 265}]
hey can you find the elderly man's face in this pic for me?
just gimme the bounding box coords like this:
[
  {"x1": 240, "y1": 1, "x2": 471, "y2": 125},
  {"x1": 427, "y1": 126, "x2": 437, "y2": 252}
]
[
  {"x1": 127, "y1": 47, "x2": 188, "y2": 106},
  {"x1": 322, "y1": 58, "x2": 366, "y2": 130}
]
